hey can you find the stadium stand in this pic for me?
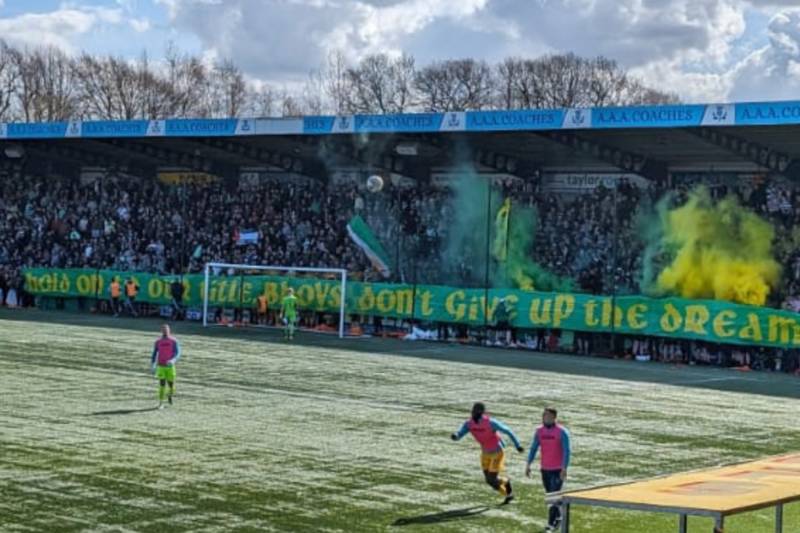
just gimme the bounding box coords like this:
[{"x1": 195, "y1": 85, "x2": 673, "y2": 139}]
[{"x1": 3, "y1": 168, "x2": 800, "y2": 375}]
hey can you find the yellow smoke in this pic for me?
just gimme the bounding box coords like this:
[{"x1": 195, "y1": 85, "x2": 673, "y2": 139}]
[
  {"x1": 655, "y1": 187, "x2": 781, "y2": 306},
  {"x1": 493, "y1": 198, "x2": 534, "y2": 289},
  {"x1": 491, "y1": 198, "x2": 511, "y2": 263}
]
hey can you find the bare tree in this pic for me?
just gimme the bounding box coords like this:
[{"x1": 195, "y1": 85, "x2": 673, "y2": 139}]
[
  {"x1": 415, "y1": 59, "x2": 494, "y2": 111},
  {"x1": 138, "y1": 51, "x2": 177, "y2": 119},
  {"x1": 0, "y1": 41, "x2": 20, "y2": 120},
  {"x1": 538, "y1": 53, "x2": 585, "y2": 108},
  {"x1": 513, "y1": 59, "x2": 548, "y2": 109},
  {"x1": 280, "y1": 90, "x2": 305, "y2": 117},
  {"x1": 302, "y1": 69, "x2": 326, "y2": 115},
  {"x1": 493, "y1": 53, "x2": 678, "y2": 110},
  {"x1": 414, "y1": 63, "x2": 448, "y2": 111},
  {"x1": 38, "y1": 47, "x2": 77, "y2": 121},
  {"x1": 247, "y1": 84, "x2": 279, "y2": 117},
  {"x1": 391, "y1": 53, "x2": 416, "y2": 112},
  {"x1": 70, "y1": 54, "x2": 145, "y2": 119},
  {"x1": 0, "y1": 39, "x2": 682, "y2": 122},
  {"x1": 163, "y1": 43, "x2": 210, "y2": 117},
  {"x1": 11, "y1": 47, "x2": 42, "y2": 122},
  {"x1": 586, "y1": 56, "x2": 630, "y2": 107},
  {"x1": 72, "y1": 54, "x2": 120, "y2": 119},
  {"x1": 109, "y1": 56, "x2": 142, "y2": 120},
  {"x1": 625, "y1": 79, "x2": 680, "y2": 105},
  {"x1": 344, "y1": 53, "x2": 416, "y2": 114},
  {"x1": 494, "y1": 57, "x2": 523, "y2": 110},
  {"x1": 11, "y1": 47, "x2": 77, "y2": 122},
  {"x1": 322, "y1": 50, "x2": 349, "y2": 115},
  {"x1": 206, "y1": 59, "x2": 248, "y2": 117}
]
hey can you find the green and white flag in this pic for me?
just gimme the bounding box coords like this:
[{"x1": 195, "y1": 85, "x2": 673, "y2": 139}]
[{"x1": 347, "y1": 215, "x2": 391, "y2": 278}]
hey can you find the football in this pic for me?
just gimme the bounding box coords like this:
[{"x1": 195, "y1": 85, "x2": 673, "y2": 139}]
[{"x1": 366, "y1": 175, "x2": 384, "y2": 193}]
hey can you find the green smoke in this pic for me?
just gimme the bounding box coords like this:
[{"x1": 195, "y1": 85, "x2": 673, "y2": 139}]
[
  {"x1": 439, "y1": 150, "x2": 574, "y2": 290},
  {"x1": 441, "y1": 165, "x2": 493, "y2": 286},
  {"x1": 490, "y1": 200, "x2": 574, "y2": 291},
  {"x1": 637, "y1": 192, "x2": 671, "y2": 296}
]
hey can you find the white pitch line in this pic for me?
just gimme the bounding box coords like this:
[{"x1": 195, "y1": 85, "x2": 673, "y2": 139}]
[{"x1": 671, "y1": 376, "x2": 762, "y2": 385}]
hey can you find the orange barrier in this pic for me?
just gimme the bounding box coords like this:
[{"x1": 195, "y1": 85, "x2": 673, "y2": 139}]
[{"x1": 551, "y1": 453, "x2": 800, "y2": 532}]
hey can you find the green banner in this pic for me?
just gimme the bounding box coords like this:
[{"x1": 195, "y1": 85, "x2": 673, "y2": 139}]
[{"x1": 22, "y1": 268, "x2": 800, "y2": 349}]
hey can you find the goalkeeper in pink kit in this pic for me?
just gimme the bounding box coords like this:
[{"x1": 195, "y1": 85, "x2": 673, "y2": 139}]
[{"x1": 150, "y1": 324, "x2": 182, "y2": 408}]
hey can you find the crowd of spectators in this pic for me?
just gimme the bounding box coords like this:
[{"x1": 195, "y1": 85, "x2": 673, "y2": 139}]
[
  {"x1": 2, "y1": 170, "x2": 800, "y2": 374},
  {"x1": 0, "y1": 175, "x2": 376, "y2": 284},
  {"x1": 6, "y1": 171, "x2": 799, "y2": 301}
]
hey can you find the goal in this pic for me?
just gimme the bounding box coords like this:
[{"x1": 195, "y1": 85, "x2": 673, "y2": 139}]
[{"x1": 202, "y1": 262, "x2": 348, "y2": 338}]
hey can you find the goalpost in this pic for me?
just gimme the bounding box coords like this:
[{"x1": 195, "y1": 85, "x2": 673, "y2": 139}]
[{"x1": 202, "y1": 262, "x2": 348, "y2": 338}]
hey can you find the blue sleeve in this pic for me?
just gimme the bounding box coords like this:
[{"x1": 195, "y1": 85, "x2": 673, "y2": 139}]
[
  {"x1": 561, "y1": 428, "x2": 571, "y2": 469},
  {"x1": 172, "y1": 339, "x2": 182, "y2": 362},
  {"x1": 527, "y1": 431, "x2": 540, "y2": 465},
  {"x1": 150, "y1": 343, "x2": 157, "y2": 365},
  {"x1": 453, "y1": 421, "x2": 469, "y2": 440},
  {"x1": 490, "y1": 419, "x2": 521, "y2": 449}
]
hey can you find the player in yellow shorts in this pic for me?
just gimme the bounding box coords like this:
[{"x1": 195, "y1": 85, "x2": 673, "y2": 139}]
[
  {"x1": 481, "y1": 448, "x2": 506, "y2": 472},
  {"x1": 451, "y1": 402, "x2": 524, "y2": 504}
]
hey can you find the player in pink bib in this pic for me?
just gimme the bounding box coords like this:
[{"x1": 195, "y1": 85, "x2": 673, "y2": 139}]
[
  {"x1": 451, "y1": 402, "x2": 524, "y2": 504},
  {"x1": 150, "y1": 324, "x2": 182, "y2": 408},
  {"x1": 526, "y1": 406, "x2": 571, "y2": 531}
]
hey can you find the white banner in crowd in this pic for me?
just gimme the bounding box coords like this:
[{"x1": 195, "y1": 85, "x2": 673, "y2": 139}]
[
  {"x1": 542, "y1": 173, "x2": 650, "y2": 192},
  {"x1": 236, "y1": 229, "x2": 259, "y2": 245}
]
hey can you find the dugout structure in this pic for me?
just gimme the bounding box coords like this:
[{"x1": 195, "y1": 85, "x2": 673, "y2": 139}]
[{"x1": 548, "y1": 452, "x2": 800, "y2": 532}]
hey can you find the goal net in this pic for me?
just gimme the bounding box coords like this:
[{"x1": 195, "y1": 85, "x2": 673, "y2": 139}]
[{"x1": 201, "y1": 262, "x2": 348, "y2": 338}]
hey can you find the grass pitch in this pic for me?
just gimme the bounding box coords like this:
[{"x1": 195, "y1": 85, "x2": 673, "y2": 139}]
[{"x1": 1, "y1": 309, "x2": 799, "y2": 532}]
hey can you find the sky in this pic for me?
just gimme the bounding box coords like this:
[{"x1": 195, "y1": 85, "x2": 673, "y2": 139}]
[{"x1": 2, "y1": 0, "x2": 800, "y2": 104}]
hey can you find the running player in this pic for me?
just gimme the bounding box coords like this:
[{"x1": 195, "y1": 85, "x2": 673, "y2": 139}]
[{"x1": 452, "y1": 402, "x2": 524, "y2": 504}]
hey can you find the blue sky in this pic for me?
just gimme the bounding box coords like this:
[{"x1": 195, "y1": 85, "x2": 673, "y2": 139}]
[
  {"x1": 2, "y1": 0, "x2": 800, "y2": 103},
  {"x1": 0, "y1": 0, "x2": 198, "y2": 58}
]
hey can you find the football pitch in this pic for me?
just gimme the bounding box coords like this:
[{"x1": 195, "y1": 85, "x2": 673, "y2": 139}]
[{"x1": 2, "y1": 309, "x2": 799, "y2": 532}]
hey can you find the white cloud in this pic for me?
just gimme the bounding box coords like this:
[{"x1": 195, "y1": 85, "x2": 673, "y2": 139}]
[
  {"x1": 631, "y1": 60, "x2": 733, "y2": 102},
  {"x1": 158, "y1": 0, "x2": 493, "y2": 82},
  {"x1": 747, "y1": 0, "x2": 800, "y2": 7},
  {"x1": 0, "y1": 7, "x2": 123, "y2": 51},
  {"x1": 7, "y1": 0, "x2": 800, "y2": 104},
  {"x1": 728, "y1": 9, "x2": 800, "y2": 101},
  {"x1": 155, "y1": 0, "x2": 761, "y2": 100},
  {"x1": 621, "y1": 4, "x2": 800, "y2": 102},
  {"x1": 484, "y1": 0, "x2": 750, "y2": 70},
  {"x1": 326, "y1": 0, "x2": 490, "y2": 60},
  {"x1": 155, "y1": 0, "x2": 223, "y2": 19},
  {"x1": 129, "y1": 17, "x2": 151, "y2": 32}
]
